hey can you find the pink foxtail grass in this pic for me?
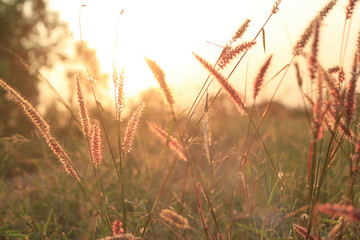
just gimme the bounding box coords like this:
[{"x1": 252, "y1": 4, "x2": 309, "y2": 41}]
[
  {"x1": 112, "y1": 220, "x2": 124, "y2": 235},
  {"x1": 122, "y1": 103, "x2": 144, "y2": 154},
  {"x1": 193, "y1": 53, "x2": 247, "y2": 114},
  {"x1": 0, "y1": 78, "x2": 76, "y2": 176},
  {"x1": 76, "y1": 74, "x2": 91, "y2": 136},
  {"x1": 91, "y1": 121, "x2": 103, "y2": 166},
  {"x1": 159, "y1": 209, "x2": 189, "y2": 229},
  {"x1": 144, "y1": 57, "x2": 174, "y2": 107},
  {"x1": 317, "y1": 203, "x2": 360, "y2": 223},
  {"x1": 98, "y1": 233, "x2": 135, "y2": 240},
  {"x1": 5, "y1": 0, "x2": 360, "y2": 238},
  {"x1": 293, "y1": 224, "x2": 318, "y2": 240},
  {"x1": 147, "y1": 122, "x2": 187, "y2": 162},
  {"x1": 253, "y1": 55, "x2": 273, "y2": 100}
]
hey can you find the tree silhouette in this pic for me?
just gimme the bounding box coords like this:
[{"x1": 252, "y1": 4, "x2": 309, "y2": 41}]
[{"x1": 0, "y1": 0, "x2": 68, "y2": 136}]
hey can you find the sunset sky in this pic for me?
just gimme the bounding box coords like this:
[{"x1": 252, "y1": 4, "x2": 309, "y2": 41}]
[{"x1": 48, "y1": 0, "x2": 360, "y2": 108}]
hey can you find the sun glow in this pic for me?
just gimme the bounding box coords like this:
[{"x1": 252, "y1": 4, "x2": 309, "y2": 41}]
[{"x1": 49, "y1": 0, "x2": 358, "y2": 108}]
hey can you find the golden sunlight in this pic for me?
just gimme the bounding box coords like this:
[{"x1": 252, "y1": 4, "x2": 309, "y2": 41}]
[{"x1": 50, "y1": 0, "x2": 357, "y2": 107}]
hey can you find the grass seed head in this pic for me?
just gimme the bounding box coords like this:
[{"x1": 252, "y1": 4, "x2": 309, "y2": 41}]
[
  {"x1": 122, "y1": 103, "x2": 145, "y2": 153},
  {"x1": 112, "y1": 220, "x2": 124, "y2": 235},
  {"x1": 98, "y1": 233, "x2": 135, "y2": 240},
  {"x1": 253, "y1": 55, "x2": 272, "y2": 100},
  {"x1": 76, "y1": 74, "x2": 91, "y2": 136},
  {"x1": 160, "y1": 209, "x2": 189, "y2": 229},
  {"x1": 147, "y1": 122, "x2": 187, "y2": 161},
  {"x1": 145, "y1": 57, "x2": 174, "y2": 107}
]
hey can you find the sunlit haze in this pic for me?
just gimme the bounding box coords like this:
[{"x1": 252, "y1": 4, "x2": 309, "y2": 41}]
[{"x1": 49, "y1": 0, "x2": 360, "y2": 108}]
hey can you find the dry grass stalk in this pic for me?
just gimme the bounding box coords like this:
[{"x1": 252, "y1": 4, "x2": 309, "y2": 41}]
[
  {"x1": 91, "y1": 121, "x2": 102, "y2": 165},
  {"x1": 112, "y1": 220, "x2": 124, "y2": 235},
  {"x1": 317, "y1": 203, "x2": 360, "y2": 222},
  {"x1": 144, "y1": 57, "x2": 174, "y2": 106},
  {"x1": 231, "y1": 19, "x2": 251, "y2": 44},
  {"x1": 0, "y1": 78, "x2": 76, "y2": 175},
  {"x1": 193, "y1": 53, "x2": 247, "y2": 114},
  {"x1": 147, "y1": 122, "x2": 187, "y2": 161},
  {"x1": 293, "y1": 224, "x2": 317, "y2": 240},
  {"x1": 122, "y1": 103, "x2": 144, "y2": 153},
  {"x1": 98, "y1": 233, "x2": 135, "y2": 240},
  {"x1": 294, "y1": 62, "x2": 303, "y2": 87},
  {"x1": 253, "y1": 55, "x2": 272, "y2": 100},
  {"x1": 160, "y1": 209, "x2": 189, "y2": 229},
  {"x1": 76, "y1": 74, "x2": 91, "y2": 136},
  {"x1": 218, "y1": 41, "x2": 256, "y2": 69}
]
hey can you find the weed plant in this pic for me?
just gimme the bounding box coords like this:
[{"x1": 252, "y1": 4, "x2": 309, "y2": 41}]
[{"x1": 1, "y1": 0, "x2": 360, "y2": 239}]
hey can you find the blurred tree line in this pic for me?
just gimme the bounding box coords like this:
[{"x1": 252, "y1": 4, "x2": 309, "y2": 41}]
[{"x1": 0, "y1": 0, "x2": 107, "y2": 137}]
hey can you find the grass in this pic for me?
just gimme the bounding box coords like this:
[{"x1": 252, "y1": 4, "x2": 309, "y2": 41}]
[{"x1": 1, "y1": 0, "x2": 360, "y2": 239}]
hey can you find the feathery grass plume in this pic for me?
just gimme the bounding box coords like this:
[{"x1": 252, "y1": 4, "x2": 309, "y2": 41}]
[
  {"x1": 218, "y1": 41, "x2": 256, "y2": 69},
  {"x1": 193, "y1": 53, "x2": 247, "y2": 114},
  {"x1": 160, "y1": 209, "x2": 189, "y2": 229},
  {"x1": 293, "y1": 20, "x2": 316, "y2": 56},
  {"x1": 112, "y1": 220, "x2": 124, "y2": 235},
  {"x1": 46, "y1": 134, "x2": 77, "y2": 175},
  {"x1": 308, "y1": 19, "x2": 320, "y2": 82},
  {"x1": 319, "y1": 0, "x2": 337, "y2": 19},
  {"x1": 144, "y1": 57, "x2": 174, "y2": 106},
  {"x1": 293, "y1": 0, "x2": 337, "y2": 56},
  {"x1": 98, "y1": 233, "x2": 135, "y2": 240},
  {"x1": 0, "y1": 79, "x2": 49, "y2": 134},
  {"x1": 0, "y1": 78, "x2": 76, "y2": 175},
  {"x1": 76, "y1": 74, "x2": 91, "y2": 136},
  {"x1": 346, "y1": 0, "x2": 359, "y2": 19},
  {"x1": 122, "y1": 103, "x2": 144, "y2": 153},
  {"x1": 231, "y1": 19, "x2": 250, "y2": 44},
  {"x1": 90, "y1": 121, "x2": 102, "y2": 165},
  {"x1": 272, "y1": 0, "x2": 282, "y2": 14},
  {"x1": 317, "y1": 204, "x2": 360, "y2": 222},
  {"x1": 253, "y1": 55, "x2": 272, "y2": 100},
  {"x1": 203, "y1": 112, "x2": 212, "y2": 163},
  {"x1": 147, "y1": 122, "x2": 187, "y2": 161},
  {"x1": 113, "y1": 66, "x2": 125, "y2": 119},
  {"x1": 293, "y1": 224, "x2": 317, "y2": 240}
]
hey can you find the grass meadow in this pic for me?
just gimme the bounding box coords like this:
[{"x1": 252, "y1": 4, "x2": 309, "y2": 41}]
[{"x1": 1, "y1": 0, "x2": 360, "y2": 239}]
